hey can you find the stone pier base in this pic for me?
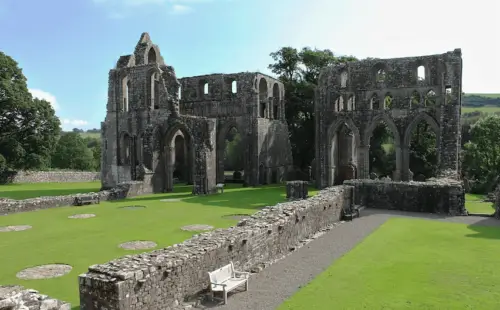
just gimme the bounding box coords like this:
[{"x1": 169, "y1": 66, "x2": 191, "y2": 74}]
[{"x1": 286, "y1": 181, "x2": 309, "y2": 200}]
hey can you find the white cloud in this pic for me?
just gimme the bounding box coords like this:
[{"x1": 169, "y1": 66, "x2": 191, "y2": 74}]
[
  {"x1": 170, "y1": 4, "x2": 192, "y2": 14},
  {"x1": 29, "y1": 89, "x2": 59, "y2": 110},
  {"x1": 61, "y1": 119, "x2": 89, "y2": 130},
  {"x1": 280, "y1": 0, "x2": 500, "y2": 93}
]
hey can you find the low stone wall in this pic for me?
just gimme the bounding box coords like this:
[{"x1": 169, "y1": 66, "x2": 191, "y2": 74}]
[
  {"x1": 0, "y1": 285, "x2": 70, "y2": 309},
  {"x1": 0, "y1": 179, "x2": 154, "y2": 215},
  {"x1": 78, "y1": 185, "x2": 353, "y2": 310},
  {"x1": 5, "y1": 171, "x2": 100, "y2": 184},
  {"x1": 344, "y1": 179, "x2": 466, "y2": 215}
]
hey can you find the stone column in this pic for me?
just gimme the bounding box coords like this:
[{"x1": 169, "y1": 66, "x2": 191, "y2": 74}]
[
  {"x1": 357, "y1": 145, "x2": 370, "y2": 179},
  {"x1": 401, "y1": 145, "x2": 410, "y2": 181},
  {"x1": 392, "y1": 144, "x2": 402, "y2": 181},
  {"x1": 165, "y1": 146, "x2": 175, "y2": 192}
]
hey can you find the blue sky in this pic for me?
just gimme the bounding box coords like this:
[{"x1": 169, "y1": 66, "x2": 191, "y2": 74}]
[{"x1": 1, "y1": 0, "x2": 499, "y2": 130}]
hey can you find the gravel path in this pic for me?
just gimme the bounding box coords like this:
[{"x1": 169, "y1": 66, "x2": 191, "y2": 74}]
[{"x1": 200, "y1": 209, "x2": 500, "y2": 310}]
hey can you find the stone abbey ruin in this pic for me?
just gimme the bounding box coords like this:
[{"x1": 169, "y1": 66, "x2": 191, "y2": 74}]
[
  {"x1": 0, "y1": 33, "x2": 470, "y2": 310},
  {"x1": 100, "y1": 33, "x2": 292, "y2": 194},
  {"x1": 315, "y1": 49, "x2": 463, "y2": 187}
]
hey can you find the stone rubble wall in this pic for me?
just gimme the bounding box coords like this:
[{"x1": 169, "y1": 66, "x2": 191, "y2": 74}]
[
  {"x1": 0, "y1": 285, "x2": 70, "y2": 310},
  {"x1": 344, "y1": 179, "x2": 466, "y2": 215},
  {"x1": 78, "y1": 185, "x2": 353, "y2": 310},
  {"x1": 0, "y1": 178, "x2": 153, "y2": 215},
  {"x1": 5, "y1": 171, "x2": 100, "y2": 184}
]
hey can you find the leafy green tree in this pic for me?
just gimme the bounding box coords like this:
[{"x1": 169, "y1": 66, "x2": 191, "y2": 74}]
[
  {"x1": 268, "y1": 47, "x2": 358, "y2": 168},
  {"x1": 409, "y1": 123, "x2": 438, "y2": 178},
  {"x1": 463, "y1": 115, "x2": 500, "y2": 193},
  {"x1": 51, "y1": 132, "x2": 95, "y2": 171},
  {"x1": 0, "y1": 52, "x2": 60, "y2": 170}
]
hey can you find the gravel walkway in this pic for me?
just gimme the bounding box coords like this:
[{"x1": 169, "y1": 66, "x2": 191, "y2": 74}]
[{"x1": 198, "y1": 209, "x2": 500, "y2": 310}]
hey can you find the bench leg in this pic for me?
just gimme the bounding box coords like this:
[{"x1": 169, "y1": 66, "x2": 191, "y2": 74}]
[
  {"x1": 245, "y1": 279, "x2": 249, "y2": 291},
  {"x1": 223, "y1": 290, "x2": 228, "y2": 304}
]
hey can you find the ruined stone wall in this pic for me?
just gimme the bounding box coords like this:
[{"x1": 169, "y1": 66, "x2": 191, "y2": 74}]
[
  {"x1": 78, "y1": 186, "x2": 352, "y2": 310},
  {"x1": 101, "y1": 33, "x2": 218, "y2": 194},
  {"x1": 0, "y1": 285, "x2": 70, "y2": 310},
  {"x1": 315, "y1": 49, "x2": 463, "y2": 188},
  {"x1": 180, "y1": 72, "x2": 291, "y2": 186},
  {"x1": 345, "y1": 179, "x2": 466, "y2": 215},
  {"x1": 0, "y1": 178, "x2": 154, "y2": 215},
  {"x1": 4, "y1": 171, "x2": 100, "y2": 184}
]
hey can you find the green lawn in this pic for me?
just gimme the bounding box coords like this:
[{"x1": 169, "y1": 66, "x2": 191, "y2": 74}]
[
  {"x1": 79, "y1": 132, "x2": 100, "y2": 139},
  {"x1": 0, "y1": 181, "x2": 101, "y2": 200},
  {"x1": 280, "y1": 217, "x2": 500, "y2": 310},
  {"x1": 462, "y1": 105, "x2": 500, "y2": 114},
  {"x1": 0, "y1": 184, "x2": 317, "y2": 307},
  {"x1": 465, "y1": 193, "x2": 495, "y2": 214},
  {"x1": 467, "y1": 93, "x2": 500, "y2": 98}
]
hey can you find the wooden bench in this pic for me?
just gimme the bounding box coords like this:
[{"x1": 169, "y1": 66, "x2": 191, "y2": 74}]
[
  {"x1": 73, "y1": 194, "x2": 100, "y2": 206},
  {"x1": 208, "y1": 262, "x2": 249, "y2": 304}
]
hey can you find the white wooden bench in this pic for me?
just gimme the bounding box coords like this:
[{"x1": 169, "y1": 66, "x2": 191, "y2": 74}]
[
  {"x1": 208, "y1": 262, "x2": 249, "y2": 304},
  {"x1": 216, "y1": 183, "x2": 225, "y2": 193}
]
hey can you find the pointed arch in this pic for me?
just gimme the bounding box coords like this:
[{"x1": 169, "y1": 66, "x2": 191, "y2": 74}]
[
  {"x1": 403, "y1": 112, "x2": 440, "y2": 147},
  {"x1": 363, "y1": 113, "x2": 401, "y2": 146}
]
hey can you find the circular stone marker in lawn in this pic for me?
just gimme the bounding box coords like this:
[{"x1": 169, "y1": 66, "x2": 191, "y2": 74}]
[
  {"x1": 160, "y1": 198, "x2": 181, "y2": 202},
  {"x1": 222, "y1": 214, "x2": 251, "y2": 221},
  {"x1": 119, "y1": 205, "x2": 147, "y2": 210},
  {"x1": 68, "y1": 214, "x2": 96, "y2": 219},
  {"x1": 181, "y1": 224, "x2": 214, "y2": 231},
  {"x1": 16, "y1": 264, "x2": 72, "y2": 280},
  {"x1": 0, "y1": 225, "x2": 32, "y2": 232},
  {"x1": 119, "y1": 241, "x2": 157, "y2": 250}
]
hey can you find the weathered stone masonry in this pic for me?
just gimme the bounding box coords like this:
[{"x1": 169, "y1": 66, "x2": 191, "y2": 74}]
[
  {"x1": 345, "y1": 179, "x2": 466, "y2": 215},
  {"x1": 3, "y1": 171, "x2": 99, "y2": 184},
  {"x1": 78, "y1": 186, "x2": 351, "y2": 310},
  {"x1": 315, "y1": 49, "x2": 463, "y2": 188},
  {"x1": 101, "y1": 33, "x2": 293, "y2": 193}
]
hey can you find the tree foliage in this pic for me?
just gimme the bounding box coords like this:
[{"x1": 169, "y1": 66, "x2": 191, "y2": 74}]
[
  {"x1": 268, "y1": 47, "x2": 358, "y2": 168},
  {"x1": 463, "y1": 115, "x2": 500, "y2": 192},
  {"x1": 51, "y1": 132, "x2": 95, "y2": 171},
  {"x1": 409, "y1": 123, "x2": 438, "y2": 179},
  {"x1": 0, "y1": 52, "x2": 60, "y2": 170}
]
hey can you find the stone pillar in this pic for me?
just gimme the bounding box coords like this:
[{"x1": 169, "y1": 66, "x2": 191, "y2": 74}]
[
  {"x1": 358, "y1": 145, "x2": 370, "y2": 179},
  {"x1": 216, "y1": 146, "x2": 225, "y2": 184},
  {"x1": 165, "y1": 146, "x2": 174, "y2": 192},
  {"x1": 401, "y1": 145, "x2": 410, "y2": 181},
  {"x1": 286, "y1": 181, "x2": 309, "y2": 200},
  {"x1": 393, "y1": 144, "x2": 402, "y2": 181}
]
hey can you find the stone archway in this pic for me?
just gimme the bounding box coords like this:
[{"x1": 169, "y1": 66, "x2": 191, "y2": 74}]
[
  {"x1": 163, "y1": 122, "x2": 195, "y2": 192},
  {"x1": 326, "y1": 117, "x2": 361, "y2": 186},
  {"x1": 216, "y1": 121, "x2": 244, "y2": 183},
  {"x1": 363, "y1": 113, "x2": 402, "y2": 181},
  {"x1": 402, "y1": 112, "x2": 440, "y2": 181}
]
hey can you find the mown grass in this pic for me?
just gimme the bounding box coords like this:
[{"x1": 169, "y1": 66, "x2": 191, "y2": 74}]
[
  {"x1": 466, "y1": 93, "x2": 500, "y2": 98},
  {"x1": 280, "y1": 217, "x2": 500, "y2": 310},
  {"x1": 465, "y1": 193, "x2": 495, "y2": 214},
  {"x1": 462, "y1": 105, "x2": 500, "y2": 114},
  {"x1": 0, "y1": 182, "x2": 101, "y2": 200},
  {"x1": 79, "y1": 132, "x2": 100, "y2": 139},
  {"x1": 0, "y1": 184, "x2": 318, "y2": 307}
]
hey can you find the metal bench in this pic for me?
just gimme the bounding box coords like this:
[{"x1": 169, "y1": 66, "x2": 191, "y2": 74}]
[
  {"x1": 208, "y1": 262, "x2": 249, "y2": 304},
  {"x1": 216, "y1": 183, "x2": 225, "y2": 193},
  {"x1": 73, "y1": 194, "x2": 100, "y2": 206},
  {"x1": 342, "y1": 204, "x2": 360, "y2": 221}
]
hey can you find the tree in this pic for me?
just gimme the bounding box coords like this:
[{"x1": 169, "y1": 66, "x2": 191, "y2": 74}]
[
  {"x1": 0, "y1": 52, "x2": 61, "y2": 170},
  {"x1": 268, "y1": 47, "x2": 358, "y2": 168},
  {"x1": 51, "y1": 132, "x2": 95, "y2": 171},
  {"x1": 463, "y1": 115, "x2": 500, "y2": 193},
  {"x1": 409, "y1": 123, "x2": 438, "y2": 178}
]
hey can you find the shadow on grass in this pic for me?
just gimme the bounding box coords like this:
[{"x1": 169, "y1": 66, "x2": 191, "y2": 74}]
[
  {"x1": 0, "y1": 188, "x2": 101, "y2": 200},
  {"x1": 112, "y1": 184, "x2": 289, "y2": 212},
  {"x1": 466, "y1": 217, "x2": 500, "y2": 240}
]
